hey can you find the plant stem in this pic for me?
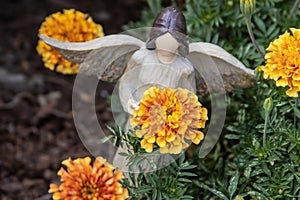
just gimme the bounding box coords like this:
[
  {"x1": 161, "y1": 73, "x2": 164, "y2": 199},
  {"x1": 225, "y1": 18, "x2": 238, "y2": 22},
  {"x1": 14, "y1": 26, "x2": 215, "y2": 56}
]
[
  {"x1": 263, "y1": 112, "x2": 269, "y2": 147},
  {"x1": 246, "y1": 18, "x2": 265, "y2": 60},
  {"x1": 294, "y1": 95, "x2": 299, "y2": 130},
  {"x1": 289, "y1": 0, "x2": 300, "y2": 18}
]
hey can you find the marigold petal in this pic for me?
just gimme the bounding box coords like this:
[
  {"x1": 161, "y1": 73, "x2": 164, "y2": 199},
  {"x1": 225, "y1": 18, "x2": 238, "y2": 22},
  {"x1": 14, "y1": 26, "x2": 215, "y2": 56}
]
[
  {"x1": 156, "y1": 137, "x2": 167, "y2": 147},
  {"x1": 158, "y1": 129, "x2": 166, "y2": 137},
  {"x1": 169, "y1": 144, "x2": 182, "y2": 154},
  {"x1": 178, "y1": 124, "x2": 188, "y2": 135},
  {"x1": 276, "y1": 78, "x2": 288, "y2": 87},
  {"x1": 292, "y1": 72, "x2": 300, "y2": 81},
  {"x1": 146, "y1": 135, "x2": 156, "y2": 143},
  {"x1": 160, "y1": 146, "x2": 169, "y2": 154},
  {"x1": 136, "y1": 130, "x2": 143, "y2": 138},
  {"x1": 49, "y1": 184, "x2": 59, "y2": 193},
  {"x1": 292, "y1": 80, "x2": 300, "y2": 88},
  {"x1": 192, "y1": 130, "x2": 205, "y2": 144},
  {"x1": 286, "y1": 87, "x2": 299, "y2": 97},
  {"x1": 166, "y1": 132, "x2": 176, "y2": 142},
  {"x1": 141, "y1": 139, "x2": 154, "y2": 152},
  {"x1": 52, "y1": 192, "x2": 61, "y2": 200}
]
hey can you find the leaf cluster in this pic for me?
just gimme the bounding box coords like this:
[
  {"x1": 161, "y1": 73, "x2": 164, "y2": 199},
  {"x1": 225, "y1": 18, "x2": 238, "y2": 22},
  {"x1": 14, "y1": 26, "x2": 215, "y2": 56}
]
[
  {"x1": 101, "y1": 126, "x2": 198, "y2": 199},
  {"x1": 124, "y1": 153, "x2": 197, "y2": 200}
]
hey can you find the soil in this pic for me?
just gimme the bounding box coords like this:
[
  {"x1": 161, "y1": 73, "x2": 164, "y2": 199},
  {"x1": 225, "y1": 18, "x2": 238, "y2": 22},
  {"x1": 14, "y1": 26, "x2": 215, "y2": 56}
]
[{"x1": 0, "y1": 0, "x2": 146, "y2": 199}]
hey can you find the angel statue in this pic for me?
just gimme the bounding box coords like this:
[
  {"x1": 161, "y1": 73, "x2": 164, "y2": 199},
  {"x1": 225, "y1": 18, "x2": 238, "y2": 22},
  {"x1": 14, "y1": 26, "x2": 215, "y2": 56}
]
[
  {"x1": 40, "y1": 7, "x2": 254, "y2": 170},
  {"x1": 40, "y1": 6, "x2": 254, "y2": 114}
]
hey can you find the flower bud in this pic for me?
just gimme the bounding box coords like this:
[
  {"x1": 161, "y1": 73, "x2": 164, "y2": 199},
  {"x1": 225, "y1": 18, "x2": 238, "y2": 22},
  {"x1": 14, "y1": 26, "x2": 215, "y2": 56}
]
[
  {"x1": 263, "y1": 97, "x2": 273, "y2": 113},
  {"x1": 240, "y1": 0, "x2": 256, "y2": 18}
]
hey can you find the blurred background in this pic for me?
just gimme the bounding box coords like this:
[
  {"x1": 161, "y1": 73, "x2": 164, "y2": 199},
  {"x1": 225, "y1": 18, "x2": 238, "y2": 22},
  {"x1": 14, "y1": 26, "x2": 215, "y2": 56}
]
[{"x1": 0, "y1": 0, "x2": 147, "y2": 199}]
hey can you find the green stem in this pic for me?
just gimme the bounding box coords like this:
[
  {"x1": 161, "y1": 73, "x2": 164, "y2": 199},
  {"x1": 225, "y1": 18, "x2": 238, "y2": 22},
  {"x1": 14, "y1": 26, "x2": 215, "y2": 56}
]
[
  {"x1": 294, "y1": 96, "x2": 299, "y2": 130},
  {"x1": 246, "y1": 18, "x2": 265, "y2": 60},
  {"x1": 289, "y1": 0, "x2": 300, "y2": 18},
  {"x1": 263, "y1": 112, "x2": 269, "y2": 147}
]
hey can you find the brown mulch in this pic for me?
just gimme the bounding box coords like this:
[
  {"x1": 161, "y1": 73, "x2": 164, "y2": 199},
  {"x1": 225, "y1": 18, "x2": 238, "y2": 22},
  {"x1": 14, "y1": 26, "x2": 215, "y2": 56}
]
[{"x1": 0, "y1": 0, "x2": 146, "y2": 199}]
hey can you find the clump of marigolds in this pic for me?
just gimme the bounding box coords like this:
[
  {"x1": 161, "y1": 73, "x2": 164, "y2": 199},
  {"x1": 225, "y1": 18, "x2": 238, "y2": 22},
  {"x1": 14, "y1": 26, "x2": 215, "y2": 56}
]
[
  {"x1": 131, "y1": 86, "x2": 208, "y2": 154},
  {"x1": 49, "y1": 157, "x2": 128, "y2": 200},
  {"x1": 36, "y1": 9, "x2": 104, "y2": 74}
]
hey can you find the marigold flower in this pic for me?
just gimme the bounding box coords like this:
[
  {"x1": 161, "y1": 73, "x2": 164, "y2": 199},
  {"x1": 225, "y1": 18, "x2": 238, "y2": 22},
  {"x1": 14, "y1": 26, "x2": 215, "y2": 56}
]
[
  {"x1": 260, "y1": 28, "x2": 300, "y2": 97},
  {"x1": 49, "y1": 157, "x2": 128, "y2": 200},
  {"x1": 131, "y1": 86, "x2": 208, "y2": 154},
  {"x1": 37, "y1": 9, "x2": 104, "y2": 74}
]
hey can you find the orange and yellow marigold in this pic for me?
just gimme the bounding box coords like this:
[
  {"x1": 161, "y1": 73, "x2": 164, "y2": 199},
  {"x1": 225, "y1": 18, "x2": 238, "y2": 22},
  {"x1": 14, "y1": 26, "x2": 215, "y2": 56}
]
[
  {"x1": 131, "y1": 86, "x2": 208, "y2": 154},
  {"x1": 260, "y1": 28, "x2": 300, "y2": 97},
  {"x1": 49, "y1": 157, "x2": 128, "y2": 200},
  {"x1": 37, "y1": 9, "x2": 104, "y2": 74}
]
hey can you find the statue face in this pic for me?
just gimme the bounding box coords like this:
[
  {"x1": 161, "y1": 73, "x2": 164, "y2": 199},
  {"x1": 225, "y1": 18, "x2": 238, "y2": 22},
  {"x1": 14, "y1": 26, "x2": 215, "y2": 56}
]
[{"x1": 155, "y1": 32, "x2": 179, "y2": 64}]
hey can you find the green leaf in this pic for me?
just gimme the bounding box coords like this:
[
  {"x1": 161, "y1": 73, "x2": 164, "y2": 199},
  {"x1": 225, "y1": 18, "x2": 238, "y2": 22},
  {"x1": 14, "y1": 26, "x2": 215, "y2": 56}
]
[
  {"x1": 157, "y1": 190, "x2": 162, "y2": 200},
  {"x1": 112, "y1": 137, "x2": 118, "y2": 146},
  {"x1": 252, "y1": 183, "x2": 270, "y2": 197},
  {"x1": 228, "y1": 171, "x2": 239, "y2": 200},
  {"x1": 245, "y1": 191, "x2": 268, "y2": 199},
  {"x1": 224, "y1": 134, "x2": 240, "y2": 140},
  {"x1": 99, "y1": 135, "x2": 114, "y2": 144},
  {"x1": 180, "y1": 195, "x2": 194, "y2": 199},
  {"x1": 178, "y1": 172, "x2": 198, "y2": 177},
  {"x1": 180, "y1": 164, "x2": 197, "y2": 170},
  {"x1": 178, "y1": 153, "x2": 185, "y2": 166},
  {"x1": 152, "y1": 189, "x2": 158, "y2": 200},
  {"x1": 147, "y1": 0, "x2": 162, "y2": 15},
  {"x1": 254, "y1": 16, "x2": 266, "y2": 33},
  {"x1": 147, "y1": 174, "x2": 156, "y2": 186},
  {"x1": 280, "y1": 104, "x2": 292, "y2": 114},
  {"x1": 293, "y1": 106, "x2": 300, "y2": 119},
  {"x1": 198, "y1": 182, "x2": 229, "y2": 200},
  {"x1": 262, "y1": 164, "x2": 271, "y2": 177},
  {"x1": 207, "y1": 188, "x2": 229, "y2": 200},
  {"x1": 177, "y1": 178, "x2": 193, "y2": 183},
  {"x1": 244, "y1": 166, "x2": 251, "y2": 179},
  {"x1": 226, "y1": 125, "x2": 242, "y2": 133},
  {"x1": 135, "y1": 185, "x2": 153, "y2": 193},
  {"x1": 266, "y1": 23, "x2": 277, "y2": 37},
  {"x1": 118, "y1": 152, "x2": 128, "y2": 157}
]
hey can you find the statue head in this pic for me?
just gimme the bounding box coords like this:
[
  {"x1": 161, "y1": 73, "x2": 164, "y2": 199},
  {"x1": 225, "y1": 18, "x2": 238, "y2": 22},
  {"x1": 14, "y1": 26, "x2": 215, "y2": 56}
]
[{"x1": 146, "y1": 6, "x2": 189, "y2": 57}]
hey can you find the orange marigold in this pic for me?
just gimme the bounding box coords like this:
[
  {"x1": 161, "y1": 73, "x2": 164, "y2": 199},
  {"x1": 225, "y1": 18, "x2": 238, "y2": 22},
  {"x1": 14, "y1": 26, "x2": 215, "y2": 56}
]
[
  {"x1": 49, "y1": 157, "x2": 128, "y2": 200},
  {"x1": 260, "y1": 28, "x2": 300, "y2": 97},
  {"x1": 131, "y1": 86, "x2": 208, "y2": 154},
  {"x1": 36, "y1": 9, "x2": 104, "y2": 74}
]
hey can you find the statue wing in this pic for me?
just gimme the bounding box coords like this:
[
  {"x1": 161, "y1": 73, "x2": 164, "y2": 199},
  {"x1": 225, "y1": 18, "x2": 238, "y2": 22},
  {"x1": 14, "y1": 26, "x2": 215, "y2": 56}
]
[
  {"x1": 39, "y1": 34, "x2": 144, "y2": 82},
  {"x1": 187, "y1": 42, "x2": 255, "y2": 95}
]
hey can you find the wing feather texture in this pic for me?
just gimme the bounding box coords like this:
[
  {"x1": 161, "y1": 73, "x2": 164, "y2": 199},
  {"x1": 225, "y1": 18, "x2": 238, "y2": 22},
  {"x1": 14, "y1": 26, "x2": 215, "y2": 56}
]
[
  {"x1": 188, "y1": 42, "x2": 255, "y2": 95},
  {"x1": 39, "y1": 34, "x2": 144, "y2": 81}
]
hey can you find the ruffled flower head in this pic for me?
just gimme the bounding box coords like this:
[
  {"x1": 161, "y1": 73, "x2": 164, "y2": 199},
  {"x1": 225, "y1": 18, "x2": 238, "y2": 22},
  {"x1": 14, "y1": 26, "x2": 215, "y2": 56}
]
[
  {"x1": 49, "y1": 157, "x2": 128, "y2": 200},
  {"x1": 260, "y1": 28, "x2": 300, "y2": 97},
  {"x1": 37, "y1": 9, "x2": 104, "y2": 74},
  {"x1": 131, "y1": 86, "x2": 208, "y2": 154}
]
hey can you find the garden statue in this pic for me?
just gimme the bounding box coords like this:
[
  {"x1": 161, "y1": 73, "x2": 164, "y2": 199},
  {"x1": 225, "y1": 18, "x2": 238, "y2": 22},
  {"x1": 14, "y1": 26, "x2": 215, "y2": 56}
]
[{"x1": 40, "y1": 6, "x2": 255, "y2": 115}]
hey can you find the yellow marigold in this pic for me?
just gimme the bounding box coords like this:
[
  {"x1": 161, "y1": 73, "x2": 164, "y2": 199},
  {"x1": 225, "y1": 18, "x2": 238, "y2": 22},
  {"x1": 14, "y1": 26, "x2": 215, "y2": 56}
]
[
  {"x1": 131, "y1": 86, "x2": 208, "y2": 154},
  {"x1": 260, "y1": 28, "x2": 300, "y2": 97},
  {"x1": 37, "y1": 9, "x2": 104, "y2": 74},
  {"x1": 49, "y1": 157, "x2": 128, "y2": 200}
]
